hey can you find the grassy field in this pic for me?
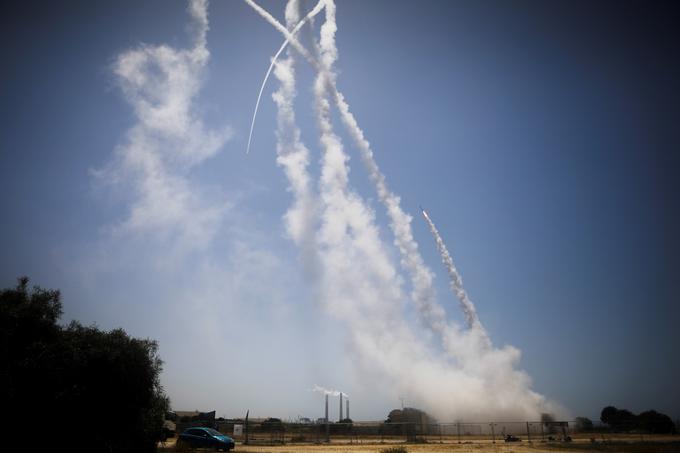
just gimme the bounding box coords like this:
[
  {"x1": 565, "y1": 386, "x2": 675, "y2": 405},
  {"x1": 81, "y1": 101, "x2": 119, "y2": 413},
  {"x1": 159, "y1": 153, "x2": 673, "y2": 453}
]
[{"x1": 159, "y1": 436, "x2": 680, "y2": 453}]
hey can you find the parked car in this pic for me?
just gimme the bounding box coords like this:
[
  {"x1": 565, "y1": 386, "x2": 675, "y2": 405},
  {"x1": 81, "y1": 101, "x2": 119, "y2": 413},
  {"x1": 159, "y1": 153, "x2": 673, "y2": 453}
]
[{"x1": 177, "y1": 427, "x2": 235, "y2": 451}]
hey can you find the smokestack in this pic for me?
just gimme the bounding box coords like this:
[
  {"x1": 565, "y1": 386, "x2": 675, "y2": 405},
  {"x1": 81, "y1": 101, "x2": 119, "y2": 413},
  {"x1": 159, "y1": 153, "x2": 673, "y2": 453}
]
[
  {"x1": 325, "y1": 394, "x2": 328, "y2": 422},
  {"x1": 339, "y1": 393, "x2": 343, "y2": 421},
  {"x1": 346, "y1": 399, "x2": 349, "y2": 420}
]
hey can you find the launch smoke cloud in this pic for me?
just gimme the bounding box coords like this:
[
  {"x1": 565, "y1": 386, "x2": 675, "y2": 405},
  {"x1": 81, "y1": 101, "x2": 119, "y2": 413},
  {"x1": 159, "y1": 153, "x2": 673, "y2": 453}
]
[{"x1": 246, "y1": 0, "x2": 563, "y2": 421}]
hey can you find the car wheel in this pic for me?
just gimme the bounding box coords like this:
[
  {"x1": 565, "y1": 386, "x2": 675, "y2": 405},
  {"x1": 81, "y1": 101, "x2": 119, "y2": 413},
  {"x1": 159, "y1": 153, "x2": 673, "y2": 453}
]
[{"x1": 176, "y1": 439, "x2": 190, "y2": 452}]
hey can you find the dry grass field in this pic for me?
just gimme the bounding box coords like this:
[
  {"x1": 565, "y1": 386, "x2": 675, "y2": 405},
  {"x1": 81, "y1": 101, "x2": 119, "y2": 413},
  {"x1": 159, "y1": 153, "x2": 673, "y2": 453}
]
[{"x1": 158, "y1": 436, "x2": 680, "y2": 453}]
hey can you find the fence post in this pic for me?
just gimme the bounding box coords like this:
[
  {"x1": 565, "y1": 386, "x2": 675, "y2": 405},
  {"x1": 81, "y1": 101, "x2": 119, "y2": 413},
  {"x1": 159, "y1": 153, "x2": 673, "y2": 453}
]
[
  {"x1": 541, "y1": 421, "x2": 544, "y2": 441},
  {"x1": 457, "y1": 422, "x2": 461, "y2": 444},
  {"x1": 245, "y1": 410, "x2": 249, "y2": 445},
  {"x1": 526, "y1": 422, "x2": 531, "y2": 443},
  {"x1": 325, "y1": 419, "x2": 330, "y2": 443},
  {"x1": 490, "y1": 423, "x2": 495, "y2": 443}
]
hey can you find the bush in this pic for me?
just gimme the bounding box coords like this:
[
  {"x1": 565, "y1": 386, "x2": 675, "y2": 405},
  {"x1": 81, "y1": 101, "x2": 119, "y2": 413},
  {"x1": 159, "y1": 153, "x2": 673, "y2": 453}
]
[
  {"x1": 380, "y1": 447, "x2": 409, "y2": 453},
  {"x1": 0, "y1": 277, "x2": 169, "y2": 453},
  {"x1": 575, "y1": 417, "x2": 594, "y2": 432}
]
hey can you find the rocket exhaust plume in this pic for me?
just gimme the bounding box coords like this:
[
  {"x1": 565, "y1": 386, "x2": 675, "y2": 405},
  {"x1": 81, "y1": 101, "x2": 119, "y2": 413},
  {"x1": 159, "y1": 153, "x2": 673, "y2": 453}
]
[
  {"x1": 243, "y1": 0, "x2": 449, "y2": 342},
  {"x1": 421, "y1": 208, "x2": 483, "y2": 331},
  {"x1": 248, "y1": 0, "x2": 563, "y2": 421}
]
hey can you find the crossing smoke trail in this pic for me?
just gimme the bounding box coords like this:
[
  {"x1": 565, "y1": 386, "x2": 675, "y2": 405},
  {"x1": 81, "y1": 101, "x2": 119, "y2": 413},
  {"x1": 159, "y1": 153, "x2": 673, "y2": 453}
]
[
  {"x1": 421, "y1": 208, "x2": 484, "y2": 332},
  {"x1": 269, "y1": 4, "x2": 433, "y2": 416},
  {"x1": 244, "y1": 0, "x2": 448, "y2": 339},
  {"x1": 248, "y1": 0, "x2": 563, "y2": 420},
  {"x1": 270, "y1": 0, "x2": 319, "y2": 271},
  {"x1": 246, "y1": 0, "x2": 326, "y2": 155}
]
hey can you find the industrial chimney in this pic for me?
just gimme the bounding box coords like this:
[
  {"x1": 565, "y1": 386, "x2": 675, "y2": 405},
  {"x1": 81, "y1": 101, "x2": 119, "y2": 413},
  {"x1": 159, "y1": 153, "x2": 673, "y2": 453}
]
[
  {"x1": 346, "y1": 399, "x2": 350, "y2": 420},
  {"x1": 339, "y1": 393, "x2": 343, "y2": 421},
  {"x1": 325, "y1": 394, "x2": 329, "y2": 422}
]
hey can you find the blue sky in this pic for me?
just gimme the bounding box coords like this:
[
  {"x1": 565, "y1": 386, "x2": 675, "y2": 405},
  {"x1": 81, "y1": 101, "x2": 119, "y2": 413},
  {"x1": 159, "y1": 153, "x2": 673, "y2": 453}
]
[{"x1": 1, "y1": 0, "x2": 679, "y2": 422}]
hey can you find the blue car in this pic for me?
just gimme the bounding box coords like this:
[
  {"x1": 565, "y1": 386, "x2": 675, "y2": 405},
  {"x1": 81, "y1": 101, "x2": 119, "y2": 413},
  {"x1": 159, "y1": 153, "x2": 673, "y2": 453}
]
[{"x1": 177, "y1": 427, "x2": 235, "y2": 451}]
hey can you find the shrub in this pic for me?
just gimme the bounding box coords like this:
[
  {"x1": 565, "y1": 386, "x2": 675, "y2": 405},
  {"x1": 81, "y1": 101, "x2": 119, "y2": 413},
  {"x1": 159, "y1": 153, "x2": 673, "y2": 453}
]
[{"x1": 380, "y1": 447, "x2": 409, "y2": 453}]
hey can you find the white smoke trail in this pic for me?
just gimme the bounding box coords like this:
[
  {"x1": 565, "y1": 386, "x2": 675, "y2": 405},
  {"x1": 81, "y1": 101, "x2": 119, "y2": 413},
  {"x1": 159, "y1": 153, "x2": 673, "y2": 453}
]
[
  {"x1": 246, "y1": 0, "x2": 326, "y2": 155},
  {"x1": 270, "y1": 0, "x2": 319, "y2": 271},
  {"x1": 312, "y1": 385, "x2": 347, "y2": 397},
  {"x1": 96, "y1": 0, "x2": 231, "y2": 250},
  {"x1": 310, "y1": 0, "x2": 447, "y2": 409},
  {"x1": 244, "y1": 0, "x2": 317, "y2": 64},
  {"x1": 421, "y1": 208, "x2": 485, "y2": 332},
  {"x1": 270, "y1": 5, "x2": 422, "y2": 416},
  {"x1": 247, "y1": 0, "x2": 563, "y2": 421},
  {"x1": 271, "y1": 7, "x2": 436, "y2": 416},
  {"x1": 243, "y1": 0, "x2": 448, "y2": 338}
]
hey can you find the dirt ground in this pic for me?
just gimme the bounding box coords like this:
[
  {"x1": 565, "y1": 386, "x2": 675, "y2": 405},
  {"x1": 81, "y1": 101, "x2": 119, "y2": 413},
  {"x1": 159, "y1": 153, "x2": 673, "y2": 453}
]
[{"x1": 158, "y1": 437, "x2": 680, "y2": 453}]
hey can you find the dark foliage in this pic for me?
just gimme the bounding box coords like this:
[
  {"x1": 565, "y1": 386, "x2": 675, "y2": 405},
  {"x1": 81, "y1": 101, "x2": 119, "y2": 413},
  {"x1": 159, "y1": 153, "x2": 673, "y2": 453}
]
[
  {"x1": 574, "y1": 416, "x2": 594, "y2": 432},
  {"x1": 600, "y1": 406, "x2": 675, "y2": 434},
  {"x1": 261, "y1": 417, "x2": 284, "y2": 431},
  {"x1": 0, "y1": 277, "x2": 169, "y2": 453},
  {"x1": 329, "y1": 418, "x2": 354, "y2": 435},
  {"x1": 541, "y1": 413, "x2": 557, "y2": 434},
  {"x1": 379, "y1": 447, "x2": 408, "y2": 453},
  {"x1": 386, "y1": 407, "x2": 436, "y2": 425},
  {"x1": 638, "y1": 410, "x2": 676, "y2": 434}
]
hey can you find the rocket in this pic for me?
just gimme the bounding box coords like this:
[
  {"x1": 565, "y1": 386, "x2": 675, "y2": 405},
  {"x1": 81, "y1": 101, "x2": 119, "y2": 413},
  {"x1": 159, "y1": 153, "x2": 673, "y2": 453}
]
[{"x1": 419, "y1": 205, "x2": 430, "y2": 220}]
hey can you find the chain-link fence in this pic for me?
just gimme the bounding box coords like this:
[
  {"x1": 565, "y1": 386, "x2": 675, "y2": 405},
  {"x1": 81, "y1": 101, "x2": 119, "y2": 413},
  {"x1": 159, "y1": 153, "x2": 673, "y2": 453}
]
[
  {"x1": 208, "y1": 419, "x2": 609, "y2": 445},
  {"x1": 171, "y1": 418, "x2": 677, "y2": 446}
]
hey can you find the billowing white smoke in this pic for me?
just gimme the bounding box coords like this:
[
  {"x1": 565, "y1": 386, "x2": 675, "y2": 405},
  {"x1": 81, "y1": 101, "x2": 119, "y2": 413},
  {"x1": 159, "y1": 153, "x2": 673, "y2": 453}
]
[
  {"x1": 247, "y1": 0, "x2": 563, "y2": 421},
  {"x1": 313, "y1": 385, "x2": 347, "y2": 397},
  {"x1": 96, "y1": 0, "x2": 231, "y2": 250},
  {"x1": 244, "y1": 1, "x2": 447, "y2": 339},
  {"x1": 270, "y1": 0, "x2": 320, "y2": 275}
]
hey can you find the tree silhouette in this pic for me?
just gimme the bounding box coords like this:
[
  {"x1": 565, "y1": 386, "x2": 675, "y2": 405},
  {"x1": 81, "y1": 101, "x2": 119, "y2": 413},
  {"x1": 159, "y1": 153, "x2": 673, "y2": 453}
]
[
  {"x1": 0, "y1": 277, "x2": 169, "y2": 453},
  {"x1": 601, "y1": 405, "x2": 675, "y2": 433}
]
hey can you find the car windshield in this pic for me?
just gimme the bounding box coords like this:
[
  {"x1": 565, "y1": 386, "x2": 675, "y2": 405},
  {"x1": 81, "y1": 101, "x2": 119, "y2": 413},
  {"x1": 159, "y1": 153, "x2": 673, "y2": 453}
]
[{"x1": 205, "y1": 428, "x2": 222, "y2": 436}]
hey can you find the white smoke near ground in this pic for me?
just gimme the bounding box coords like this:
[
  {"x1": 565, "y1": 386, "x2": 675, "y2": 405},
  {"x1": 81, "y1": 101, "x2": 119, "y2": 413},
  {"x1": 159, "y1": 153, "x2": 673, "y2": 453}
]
[
  {"x1": 93, "y1": 0, "x2": 231, "y2": 250},
  {"x1": 246, "y1": 0, "x2": 563, "y2": 421},
  {"x1": 312, "y1": 385, "x2": 347, "y2": 397}
]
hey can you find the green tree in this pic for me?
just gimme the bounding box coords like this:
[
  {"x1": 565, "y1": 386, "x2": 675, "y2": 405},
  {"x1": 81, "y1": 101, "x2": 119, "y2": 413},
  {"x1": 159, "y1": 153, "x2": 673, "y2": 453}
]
[
  {"x1": 0, "y1": 277, "x2": 169, "y2": 453},
  {"x1": 600, "y1": 406, "x2": 618, "y2": 425},
  {"x1": 638, "y1": 410, "x2": 675, "y2": 434}
]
